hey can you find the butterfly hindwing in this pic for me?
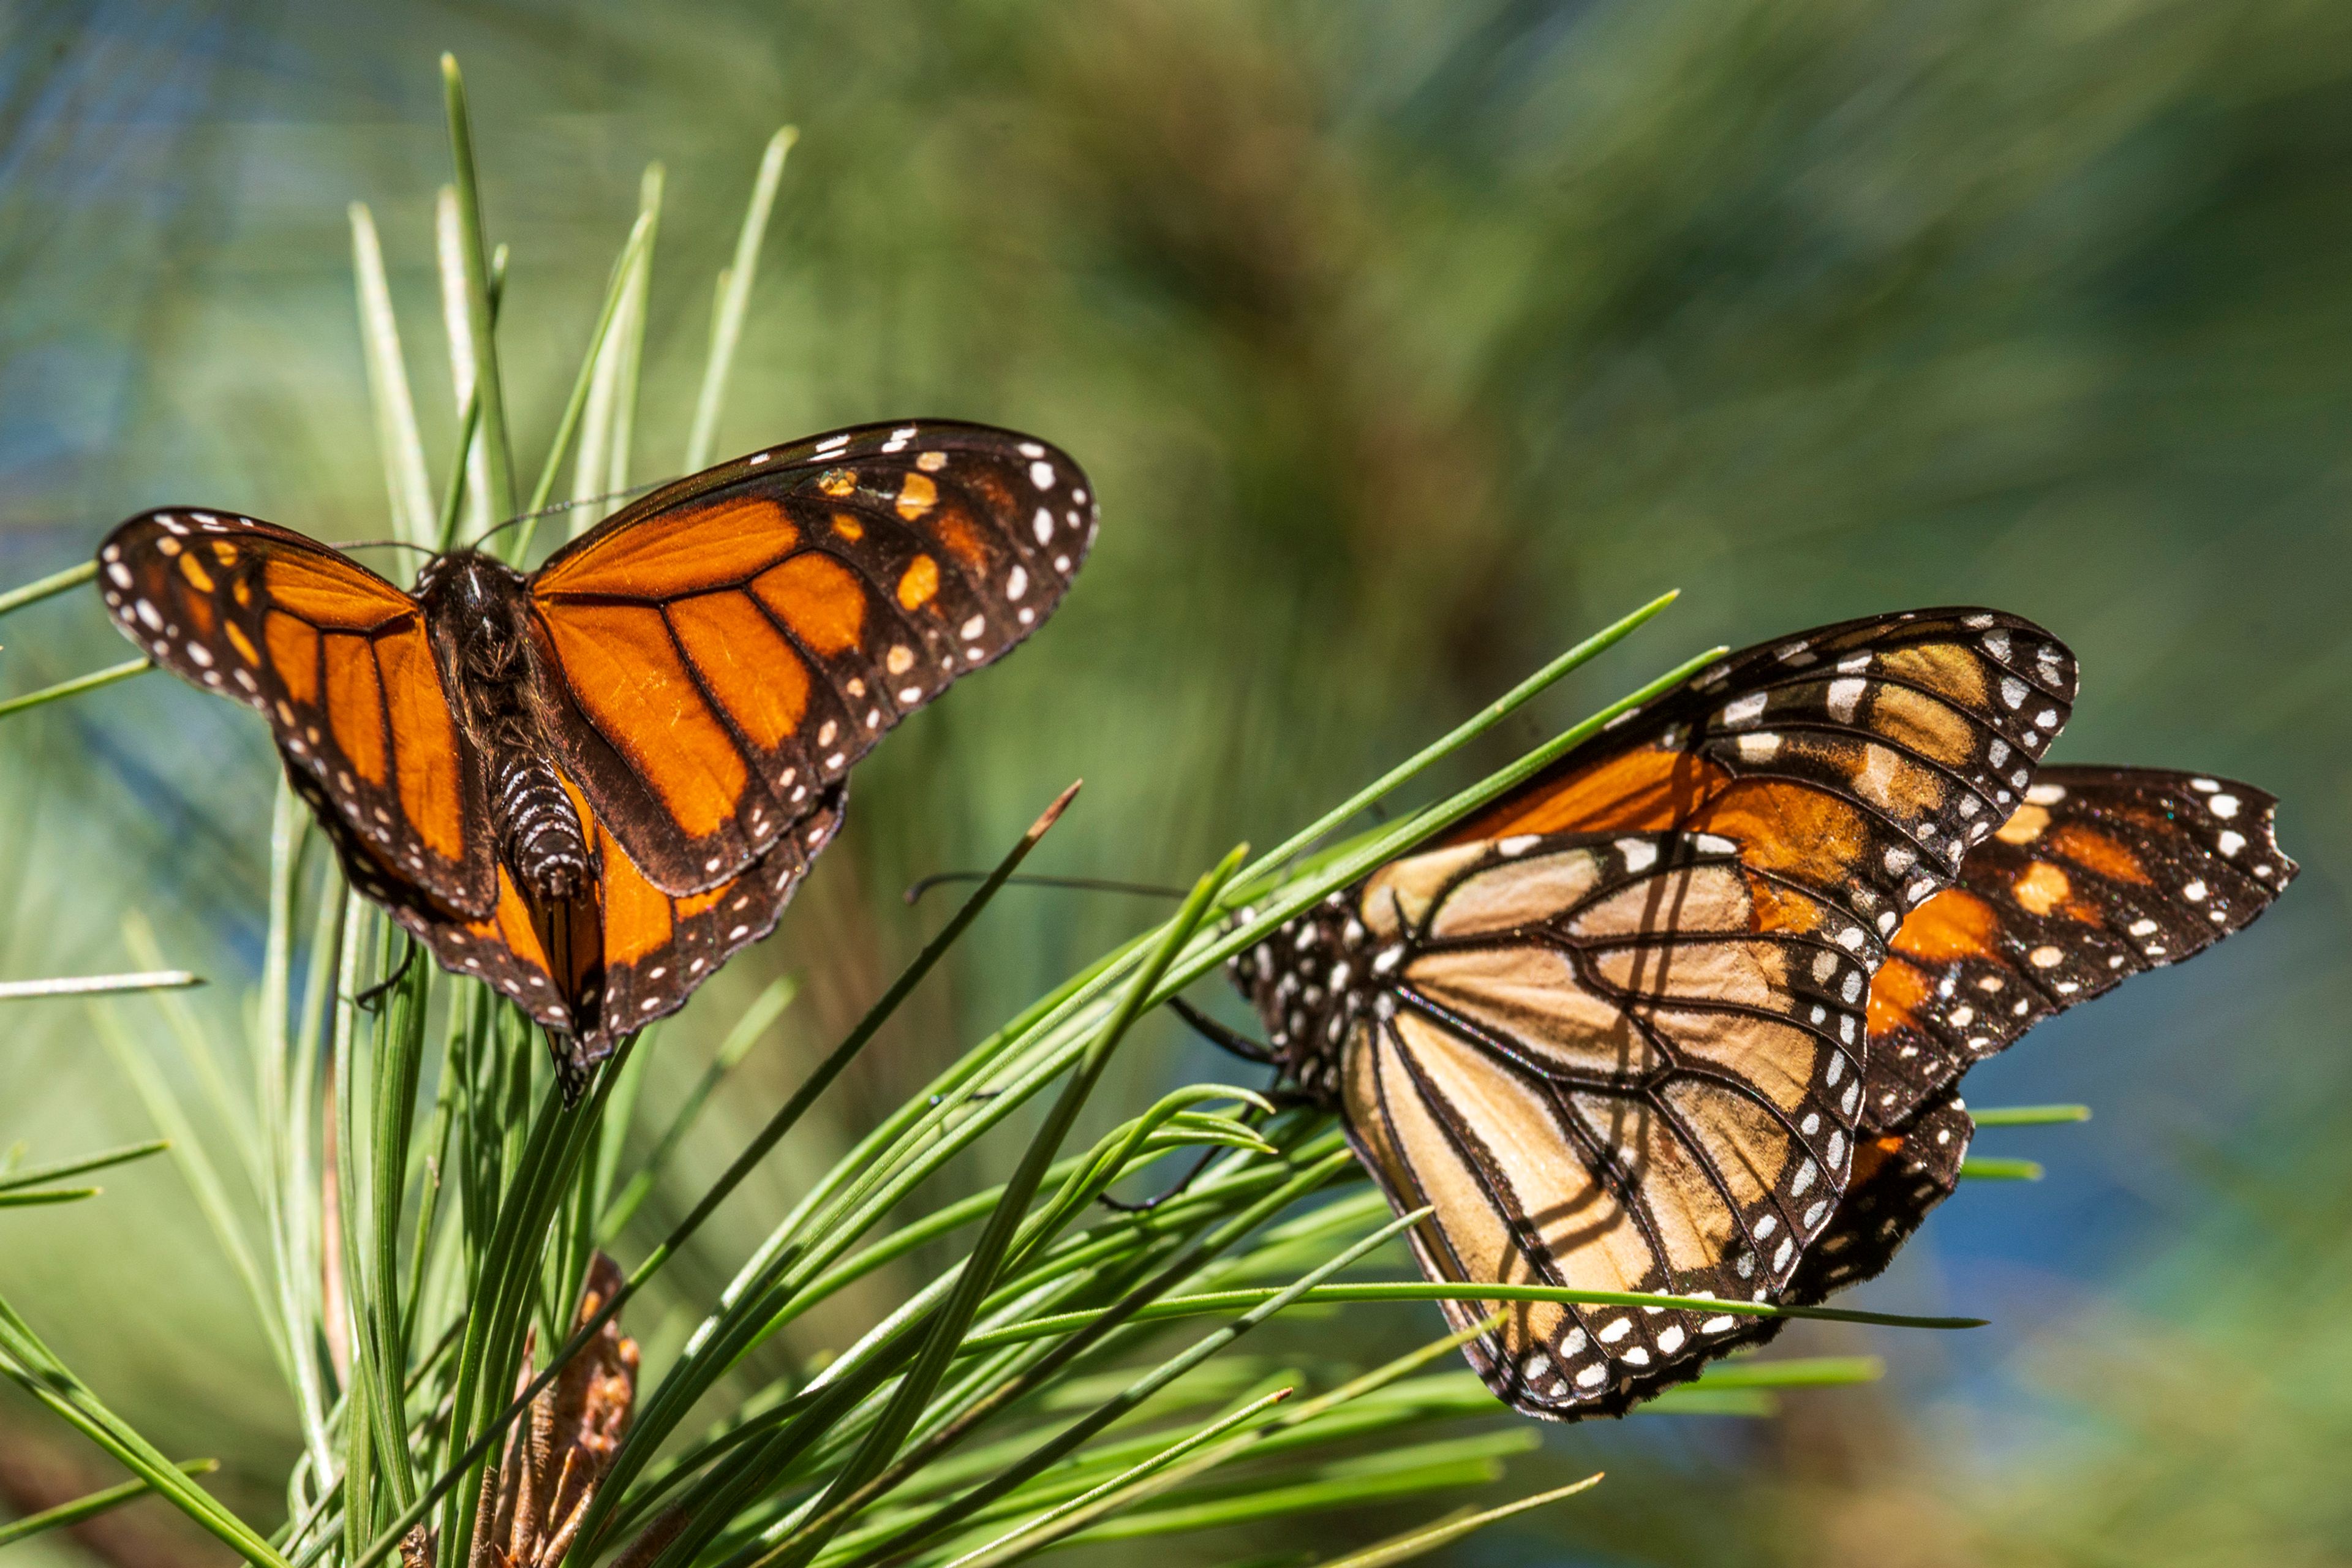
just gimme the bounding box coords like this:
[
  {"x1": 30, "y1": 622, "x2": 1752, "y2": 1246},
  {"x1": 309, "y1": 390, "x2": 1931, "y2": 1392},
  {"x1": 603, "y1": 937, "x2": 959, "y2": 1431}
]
[
  {"x1": 99, "y1": 510, "x2": 497, "y2": 919},
  {"x1": 1790, "y1": 1092, "x2": 1972, "y2": 1302},
  {"x1": 527, "y1": 420, "x2": 1095, "y2": 895},
  {"x1": 1861, "y1": 766, "x2": 2297, "y2": 1130},
  {"x1": 1253, "y1": 830, "x2": 1869, "y2": 1417},
  {"x1": 372, "y1": 785, "x2": 847, "y2": 1081}
]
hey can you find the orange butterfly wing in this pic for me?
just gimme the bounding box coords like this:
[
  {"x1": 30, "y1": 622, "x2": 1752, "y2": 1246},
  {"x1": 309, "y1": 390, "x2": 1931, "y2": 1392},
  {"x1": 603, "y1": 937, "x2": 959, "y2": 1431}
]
[
  {"x1": 98, "y1": 510, "x2": 497, "y2": 918},
  {"x1": 1450, "y1": 608, "x2": 2081, "y2": 946},
  {"x1": 394, "y1": 788, "x2": 848, "y2": 1091},
  {"x1": 526, "y1": 420, "x2": 1095, "y2": 895},
  {"x1": 1863, "y1": 766, "x2": 2296, "y2": 1131}
]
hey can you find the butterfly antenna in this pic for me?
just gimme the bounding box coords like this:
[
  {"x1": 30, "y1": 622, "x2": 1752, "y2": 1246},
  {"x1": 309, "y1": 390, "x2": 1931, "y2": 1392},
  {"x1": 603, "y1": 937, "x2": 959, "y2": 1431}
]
[
  {"x1": 470, "y1": 479, "x2": 674, "y2": 551},
  {"x1": 901, "y1": 871, "x2": 1189, "y2": 906},
  {"x1": 353, "y1": 936, "x2": 419, "y2": 1012},
  {"x1": 1097, "y1": 1144, "x2": 1227, "y2": 1213},
  {"x1": 1166, "y1": 995, "x2": 1276, "y2": 1065},
  {"x1": 1098, "y1": 1066, "x2": 1315, "y2": 1213},
  {"x1": 332, "y1": 538, "x2": 440, "y2": 556}
]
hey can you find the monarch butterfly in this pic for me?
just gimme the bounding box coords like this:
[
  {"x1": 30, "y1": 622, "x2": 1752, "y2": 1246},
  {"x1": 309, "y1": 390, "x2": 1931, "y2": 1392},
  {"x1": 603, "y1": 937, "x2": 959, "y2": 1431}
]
[
  {"x1": 99, "y1": 420, "x2": 1096, "y2": 1093},
  {"x1": 1224, "y1": 609, "x2": 2294, "y2": 1417}
]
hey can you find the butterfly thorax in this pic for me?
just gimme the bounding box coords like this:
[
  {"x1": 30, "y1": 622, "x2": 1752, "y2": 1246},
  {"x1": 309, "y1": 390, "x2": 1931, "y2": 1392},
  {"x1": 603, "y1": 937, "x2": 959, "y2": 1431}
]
[
  {"x1": 417, "y1": 552, "x2": 593, "y2": 903},
  {"x1": 1227, "y1": 892, "x2": 1380, "y2": 1104}
]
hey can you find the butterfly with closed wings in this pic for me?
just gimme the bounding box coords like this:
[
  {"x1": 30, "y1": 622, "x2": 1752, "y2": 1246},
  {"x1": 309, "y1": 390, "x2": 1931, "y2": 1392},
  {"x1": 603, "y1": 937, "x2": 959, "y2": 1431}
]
[
  {"x1": 1222, "y1": 608, "x2": 2294, "y2": 1418},
  {"x1": 100, "y1": 420, "x2": 1096, "y2": 1095}
]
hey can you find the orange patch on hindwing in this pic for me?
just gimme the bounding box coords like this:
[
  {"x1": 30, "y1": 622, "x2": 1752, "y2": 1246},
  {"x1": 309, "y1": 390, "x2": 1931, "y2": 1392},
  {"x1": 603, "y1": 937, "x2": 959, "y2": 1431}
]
[
  {"x1": 596, "y1": 823, "x2": 675, "y2": 968},
  {"x1": 1746, "y1": 875, "x2": 1826, "y2": 935},
  {"x1": 1687, "y1": 778, "x2": 1871, "y2": 893},
  {"x1": 1866, "y1": 954, "x2": 1931, "y2": 1037}
]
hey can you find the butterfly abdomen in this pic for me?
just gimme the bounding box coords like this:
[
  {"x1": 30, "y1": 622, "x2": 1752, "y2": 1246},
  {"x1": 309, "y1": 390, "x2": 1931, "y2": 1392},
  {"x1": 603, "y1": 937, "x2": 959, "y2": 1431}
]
[
  {"x1": 492, "y1": 750, "x2": 592, "y2": 899},
  {"x1": 419, "y1": 552, "x2": 595, "y2": 903}
]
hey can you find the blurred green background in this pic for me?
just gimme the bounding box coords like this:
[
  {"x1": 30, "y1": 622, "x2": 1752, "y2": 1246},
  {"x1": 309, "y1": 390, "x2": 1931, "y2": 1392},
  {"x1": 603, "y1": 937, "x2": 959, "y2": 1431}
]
[{"x1": 3, "y1": 0, "x2": 2348, "y2": 1562}]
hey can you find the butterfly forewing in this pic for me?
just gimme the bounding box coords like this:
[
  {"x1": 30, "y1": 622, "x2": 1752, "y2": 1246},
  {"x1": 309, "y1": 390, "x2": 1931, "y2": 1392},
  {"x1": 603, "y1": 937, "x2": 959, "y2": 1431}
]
[
  {"x1": 527, "y1": 420, "x2": 1095, "y2": 895},
  {"x1": 1451, "y1": 609, "x2": 2080, "y2": 946},
  {"x1": 99, "y1": 510, "x2": 497, "y2": 918},
  {"x1": 1862, "y1": 766, "x2": 2296, "y2": 1129}
]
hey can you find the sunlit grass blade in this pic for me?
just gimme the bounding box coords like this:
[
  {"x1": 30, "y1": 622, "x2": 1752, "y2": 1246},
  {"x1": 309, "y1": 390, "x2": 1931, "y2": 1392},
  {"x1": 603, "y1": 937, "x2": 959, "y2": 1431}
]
[
  {"x1": 959, "y1": 1282, "x2": 1984, "y2": 1351},
  {"x1": 0, "y1": 658, "x2": 153, "y2": 723},
  {"x1": 685, "y1": 126, "x2": 795, "y2": 469},
  {"x1": 350, "y1": 201, "x2": 437, "y2": 548},
  {"x1": 0, "y1": 971, "x2": 198, "y2": 1000},
  {"x1": 0, "y1": 1290, "x2": 291, "y2": 1567},
  {"x1": 439, "y1": 55, "x2": 515, "y2": 527},
  {"x1": 0, "y1": 1188, "x2": 100, "y2": 1208},
  {"x1": 1961, "y1": 1156, "x2": 2044, "y2": 1181},
  {"x1": 1972, "y1": 1104, "x2": 2092, "y2": 1126},
  {"x1": 601, "y1": 975, "x2": 798, "y2": 1241},
  {"x1": 0, "y1": 560, "x2": 98, "y2": 619},
  {"x1": 509, "y1": 207, "x2": 656, "y2": 562},
  {"x1": 1642, "y1": 1387, "x2": 1777, "y2": 1416},
  {"x1": 0, "y1": 1458, "x2": 217, "y2": 1548},
  {"x1": 1305, "y1": 1472, "x2": 1604, "y2": 1568},
  {"x1": 1679, "y1": 1355, "x2": 1883, "y2": 1389},
  {"x1": 768, "y1": 843, "x2": 1251, "y2": 1568},
  {"x1": 0, "y1": 1139, "x2": 168, "y2": 1192}
]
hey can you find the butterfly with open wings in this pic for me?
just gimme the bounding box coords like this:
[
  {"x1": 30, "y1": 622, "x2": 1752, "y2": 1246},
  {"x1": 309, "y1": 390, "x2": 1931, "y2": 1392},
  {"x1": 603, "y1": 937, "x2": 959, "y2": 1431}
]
[
  {"x1": 100, "y1": 420, "x2": 1096, "y2": 1094},
  {"x1": 1223, "y1": 609, "x2": 2295, "y2": 1418}
]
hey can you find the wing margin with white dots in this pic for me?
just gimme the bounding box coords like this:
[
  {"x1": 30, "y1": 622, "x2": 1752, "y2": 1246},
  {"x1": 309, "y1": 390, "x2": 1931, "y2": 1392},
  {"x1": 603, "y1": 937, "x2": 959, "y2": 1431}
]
[
  {"x1": 1444, "y1": 608, "x2": 2081, "y2": 960},
  {"x1": 1861, "y1": 766, "x2": 2296, "y2": 1130},
  {"x1": 96, "y1": 508, "x2": 498, "y2": 920}
]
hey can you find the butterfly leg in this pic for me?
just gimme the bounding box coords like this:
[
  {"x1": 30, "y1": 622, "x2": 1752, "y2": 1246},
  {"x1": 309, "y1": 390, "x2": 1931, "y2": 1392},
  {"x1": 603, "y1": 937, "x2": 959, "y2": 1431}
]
[
  {"x1": 1167, "y1": 995, "x2": 1276, "y2": 1065},
  {"x1": 1098, "y1": 1144, "x2": 1229, "y2": 1214},
  {"x1": 355, "y1": 936, "x2": 419, "y2": 1012}
]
